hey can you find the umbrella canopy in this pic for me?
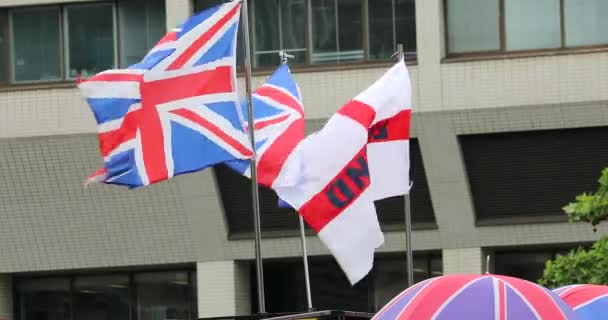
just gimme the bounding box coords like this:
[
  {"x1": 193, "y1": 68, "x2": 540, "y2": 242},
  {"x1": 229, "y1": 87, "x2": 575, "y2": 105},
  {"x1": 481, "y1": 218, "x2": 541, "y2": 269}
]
[
  {"x1": 554, "y1": 284, "x2": 608, "y2": 319},
  {"x1": 372, "y1": 274, "x2": 578, "y2": 320}
]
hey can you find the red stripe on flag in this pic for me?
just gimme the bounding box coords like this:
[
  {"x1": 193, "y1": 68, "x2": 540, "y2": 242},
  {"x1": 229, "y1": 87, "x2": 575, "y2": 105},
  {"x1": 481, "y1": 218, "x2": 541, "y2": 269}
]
[
  {"x1": 257, "y1": 119, "x2": 304, "y2": 187},
  {"x1": 398, "y1": 274, "x2": 482, "y2": 319},
  {"x1": 368, "y1": 109, "x2": 411, "y2": 143},
  {"x1": 170, "y1": 108, "x2": 253, "y2": 157},
  {"x1": 139, "y1": 110, "x2": 169, "y2": 184},
  {"x1": 141, "y1": 66, "x2": 233, "y2": 106},
  {"x1": 248, "y1": 114, "x2": 290, "y2": 131},
  {"x1": 166, "y1": 3, "x2": 241, "y2": 70},
  {"x1": 98, "y1": 127, "x2": 137, "y2": 157},
  {"x1": 255, "y1": 86, "x2": 304, "y2": 117},
  {"x1": 494, "y1": 275, "x2": 569, "y2": 320},
  {"x1": 338, "y1": 100, "x2": 376, "y2": 129},
  {"x1": 87, "y1": 73, "x2": 143, "y2": 83},
  {"x1": 298, "y1": 147, "x2": 370, "y2": 233}
]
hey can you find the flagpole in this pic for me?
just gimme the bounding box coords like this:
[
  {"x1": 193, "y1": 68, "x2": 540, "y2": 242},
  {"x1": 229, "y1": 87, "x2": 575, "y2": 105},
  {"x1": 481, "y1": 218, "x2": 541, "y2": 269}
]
[
  {"x1": 394, "y1": 43, "x2": 414, "y2": 288},
  {"x1": 241, "y1": 0, "x2": 266, "y2": 313},
  {"x1": 278, "y1": 50, "x2": 313, "y2": 312}
]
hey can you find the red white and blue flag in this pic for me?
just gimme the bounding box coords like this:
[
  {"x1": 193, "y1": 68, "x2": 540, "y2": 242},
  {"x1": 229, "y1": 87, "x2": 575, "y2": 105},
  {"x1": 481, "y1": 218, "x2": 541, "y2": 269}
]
[
  {"x1": 226, "y1": 63, "x2": 305, "y2": 188},
  {"x1": 275, "y1": 60, "x2": 412, "y2": 284},
  {"x1": 80, "y1": 1, "x2": 252, "y2": 188}
]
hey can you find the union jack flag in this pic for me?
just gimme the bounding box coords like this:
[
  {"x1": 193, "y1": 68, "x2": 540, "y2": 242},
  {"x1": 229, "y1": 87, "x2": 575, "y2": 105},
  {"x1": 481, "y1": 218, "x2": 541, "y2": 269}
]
[
  {"x1": 226, "y1": 63, "x2": 304, "y2": 188},
  {"x1": 80, "y1": 1, "x2": 252, "y2": 188}
]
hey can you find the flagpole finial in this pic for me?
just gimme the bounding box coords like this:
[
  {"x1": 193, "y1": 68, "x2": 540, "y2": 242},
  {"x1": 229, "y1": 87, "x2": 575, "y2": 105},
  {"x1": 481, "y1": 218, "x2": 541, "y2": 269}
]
[
  {"x1": 392, "y1": 43, "x2": 405, "y2": 61},
  {"x1": 278, "y1": 50, "x2": 295, "y2": 65}
]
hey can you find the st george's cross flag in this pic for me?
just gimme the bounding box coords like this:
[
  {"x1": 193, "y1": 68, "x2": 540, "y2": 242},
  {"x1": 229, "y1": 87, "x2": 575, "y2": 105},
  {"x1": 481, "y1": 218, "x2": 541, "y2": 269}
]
[
  {"x1": 225, "y1": 63, "x2": 305, "y2": 189},
  {"x1": 81, "y1": 1, "x2": 252, "y2": 187},
  {"x1": 274, "y1": 59, "x2": 412, "y2": 284}
]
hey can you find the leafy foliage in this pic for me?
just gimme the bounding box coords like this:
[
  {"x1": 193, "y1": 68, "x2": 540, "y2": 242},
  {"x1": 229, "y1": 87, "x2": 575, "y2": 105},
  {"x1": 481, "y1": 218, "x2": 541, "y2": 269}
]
[
  {"x1": 539, "y1": 237, "x2": 608, "y2": 288},
  {"x1": 563, "y1": 168, "x2": 608, "y2": 232},
  {"x1": 538, "y1": 168, "x2": 608, "y2": 287}
]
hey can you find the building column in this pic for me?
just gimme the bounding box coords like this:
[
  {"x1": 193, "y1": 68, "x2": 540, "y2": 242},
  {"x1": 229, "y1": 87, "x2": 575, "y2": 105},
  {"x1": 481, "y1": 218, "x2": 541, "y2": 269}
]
[
  {"x1": 442, "y1": 248, "x2": 484, "y2": 275},
  {"x1": 197, "y1": 261, "x2": 251, "y2": 317},
  {"x1": 165, "y1": 0, "x2": 193, "y2": 30},
  {"x1": 0, "y1": 275, "x2": 13, "y2": 320}
]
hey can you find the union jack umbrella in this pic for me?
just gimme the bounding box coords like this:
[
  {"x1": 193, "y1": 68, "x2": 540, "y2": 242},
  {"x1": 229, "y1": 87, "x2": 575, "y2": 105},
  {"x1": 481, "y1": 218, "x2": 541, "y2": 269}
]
[
  {"x1": 80, "y1": 1, "x2": 252, "y2": 187},
  {"x1": 554, "y1": 284, "x2": 608, "y2": 319},
  {"x1": 373, "y1": 274, "x2": 579, "y2": 320}
]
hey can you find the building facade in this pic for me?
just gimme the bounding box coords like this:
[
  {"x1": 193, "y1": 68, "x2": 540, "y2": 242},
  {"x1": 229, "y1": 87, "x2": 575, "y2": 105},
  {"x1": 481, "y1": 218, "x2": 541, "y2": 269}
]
[{"x1": 0, "y1": 0, "x2": 607, "y2": 319}]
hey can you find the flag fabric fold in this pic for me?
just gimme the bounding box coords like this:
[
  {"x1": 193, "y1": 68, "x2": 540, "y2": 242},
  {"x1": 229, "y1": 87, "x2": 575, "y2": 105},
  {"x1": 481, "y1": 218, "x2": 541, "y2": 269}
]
[
  {"x1": 225, "y1": 63, "x2": 305, "y2": 189},
  {"x1": 274, "y1": 59, "x2": 412, "y2": 284},
  {"x1": 80, "y1": 1, "x2": 251, "y2": 188}
]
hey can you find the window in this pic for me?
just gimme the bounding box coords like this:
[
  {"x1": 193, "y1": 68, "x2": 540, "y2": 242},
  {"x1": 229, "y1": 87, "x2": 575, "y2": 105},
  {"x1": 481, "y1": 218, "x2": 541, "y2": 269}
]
[
  {"x1": 446, "y1": 0, "x2": 608, "y2": 54},
  {"x1": 258, "y1": 253, "x2": 441, "y2": 313},
  {"x1": 11, "y1": 6, "x2": 62, "y2": 82},
  {"x1": 0, "y1": 11, "x2": 7, "y2": 82},
  {"x1": 65, "y1": 4, "x2": 115, "y2": 79},
  {"x1": 135, "y1": 272, "x2": 193, "y2": 320},
  {"x1": 195, "y1": 0, "x2": 417, "y2": 68},
  {"x1": 73, "y1": 275, "x2": 130, "y2": 320},
  {"x1": 3, "y1": 0, "x2": 164, "y2": 84},
  {"x1": 17, "y1": 278, "x2": 72, "y2": 320},
  {"x1": 118, "y1": 0, "x2": 167, "y2": 67},
  {"x1": 564, "y1": 0, "x2": 608, "y2": 47},
  {"x1": 459, "y1": 127, "x2": 608, "y2": 223},
  {"x1": 369, "y1": 0, "x2": 416, "y2": 59},
  {"x1": 252, "y1": 0, "x2": 307, "y2": 66},
  {"x1": 16, "y1": 270, "x2": 196, "y2": 320},
  {"x1": 494, "y1": 246, "x2": 584, "y2": 283}
]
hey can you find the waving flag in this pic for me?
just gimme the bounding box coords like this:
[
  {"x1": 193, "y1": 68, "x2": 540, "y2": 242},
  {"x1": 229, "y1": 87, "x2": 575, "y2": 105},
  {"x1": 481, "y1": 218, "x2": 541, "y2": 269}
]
[
  {"x1": 275, "y1": 60, "x2": 412, "y2": 284},
  {"x1": 81, "y1": 1, "x2": 252, "y2": 187},
  {"x1": 226, "y1": 63, "x2": 305, "y2": 188}
]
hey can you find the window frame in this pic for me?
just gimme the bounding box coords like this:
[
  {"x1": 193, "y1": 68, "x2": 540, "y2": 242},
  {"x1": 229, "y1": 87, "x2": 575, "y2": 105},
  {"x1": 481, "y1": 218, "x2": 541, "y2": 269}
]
[
  {"x1": 444, "y1": 0, "x2": 608, "y2": 58},
  {"x1": 0, "y1": 0, "x2": 164, "y2": 87},
  {"x1": 13, "y1": 267, "x2": 197, "y2": 320},
  {"x1": 195, "y1": 0, "x2": 417, "y2": 71},
  {"x1": 8, "y1": 5, "x2": 64, "y2": 84},
  {"x1": 0, "y1": 10, "x2": 9, "y2": 83},
  {"x1": 62, "y1": 1, "x2": 118, "y2": 81}
]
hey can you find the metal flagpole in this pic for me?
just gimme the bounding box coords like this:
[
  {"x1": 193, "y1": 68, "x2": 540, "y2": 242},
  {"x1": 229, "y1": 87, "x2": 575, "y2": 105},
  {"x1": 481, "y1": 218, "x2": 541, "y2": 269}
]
[
  {"x1": 394, "y1": 43, "x2": 414, "y2": 288},
  {"x1": 278, "y1": 50, "x2": 313, "y2": 312},
  {"x1": 241, "y1": 0, "x2": 266, "y2": 313}
]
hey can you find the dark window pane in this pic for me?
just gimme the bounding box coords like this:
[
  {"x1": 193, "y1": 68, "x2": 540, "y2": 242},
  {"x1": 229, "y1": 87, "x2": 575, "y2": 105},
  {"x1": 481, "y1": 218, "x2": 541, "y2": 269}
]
[
  {"x1": 504, "y1": 0, "x2": 561, "y2": 51},
  {"x1": 253, "y1": 0, "x2": 280, "y2": 52},
  {"x1": 460, "y1": 127, "x2": 608, "y2": 221},
  {"x1": 312, "y1": 0, "x2": 363, "y2": 64},
  {"x1": 66, "y1": 4, "x2": 115, "y2": 78},
  {"x1": 0, "y1": 11, "x2": 6, "y2": 82},
  {"x1": 447, "y1": 0, "x2": 500, "y2": 53},
  {"x1": 373, "y1": 254, "x2": 438, "y2": 311},
  {"x1": 213, "y1": 164, "x2": 300, "y2": 236},
  {"x1": 118, "y1": 0, "x2": 166, "y2": 67},
  {"x1": 395, "y1": 0, "x2": 416, "y2": 55},
  {"x1": 564, "y1": 0, "x2": 608, "y2": 47},
  {"x1": 312, "y1": 0, "x2": 337, "y2": 62},
  {"x1": 17, "y1": 278, "x2": 71, "y2": 320},
  {"x1": 494, "y1": 251, "x2": 553, "y2": 283},
  {"x1": 11, "y1": 7, "x2": 62, "y2": 82},
  {"x1": 368, "y1": 0, "x2": 393, "y2": 59},
  {"x1": 280, "y1": 0, "x2": 307, "y2": 50},
  {"x1": 135, "y1": 272, "x2": 192, "y2": 320},
  {"x1": 260, "y1": 257, "x2": 370, "y2": 313},
  {"x1": 74, "y1": 275, "x2": 130, "y2": 320}
]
